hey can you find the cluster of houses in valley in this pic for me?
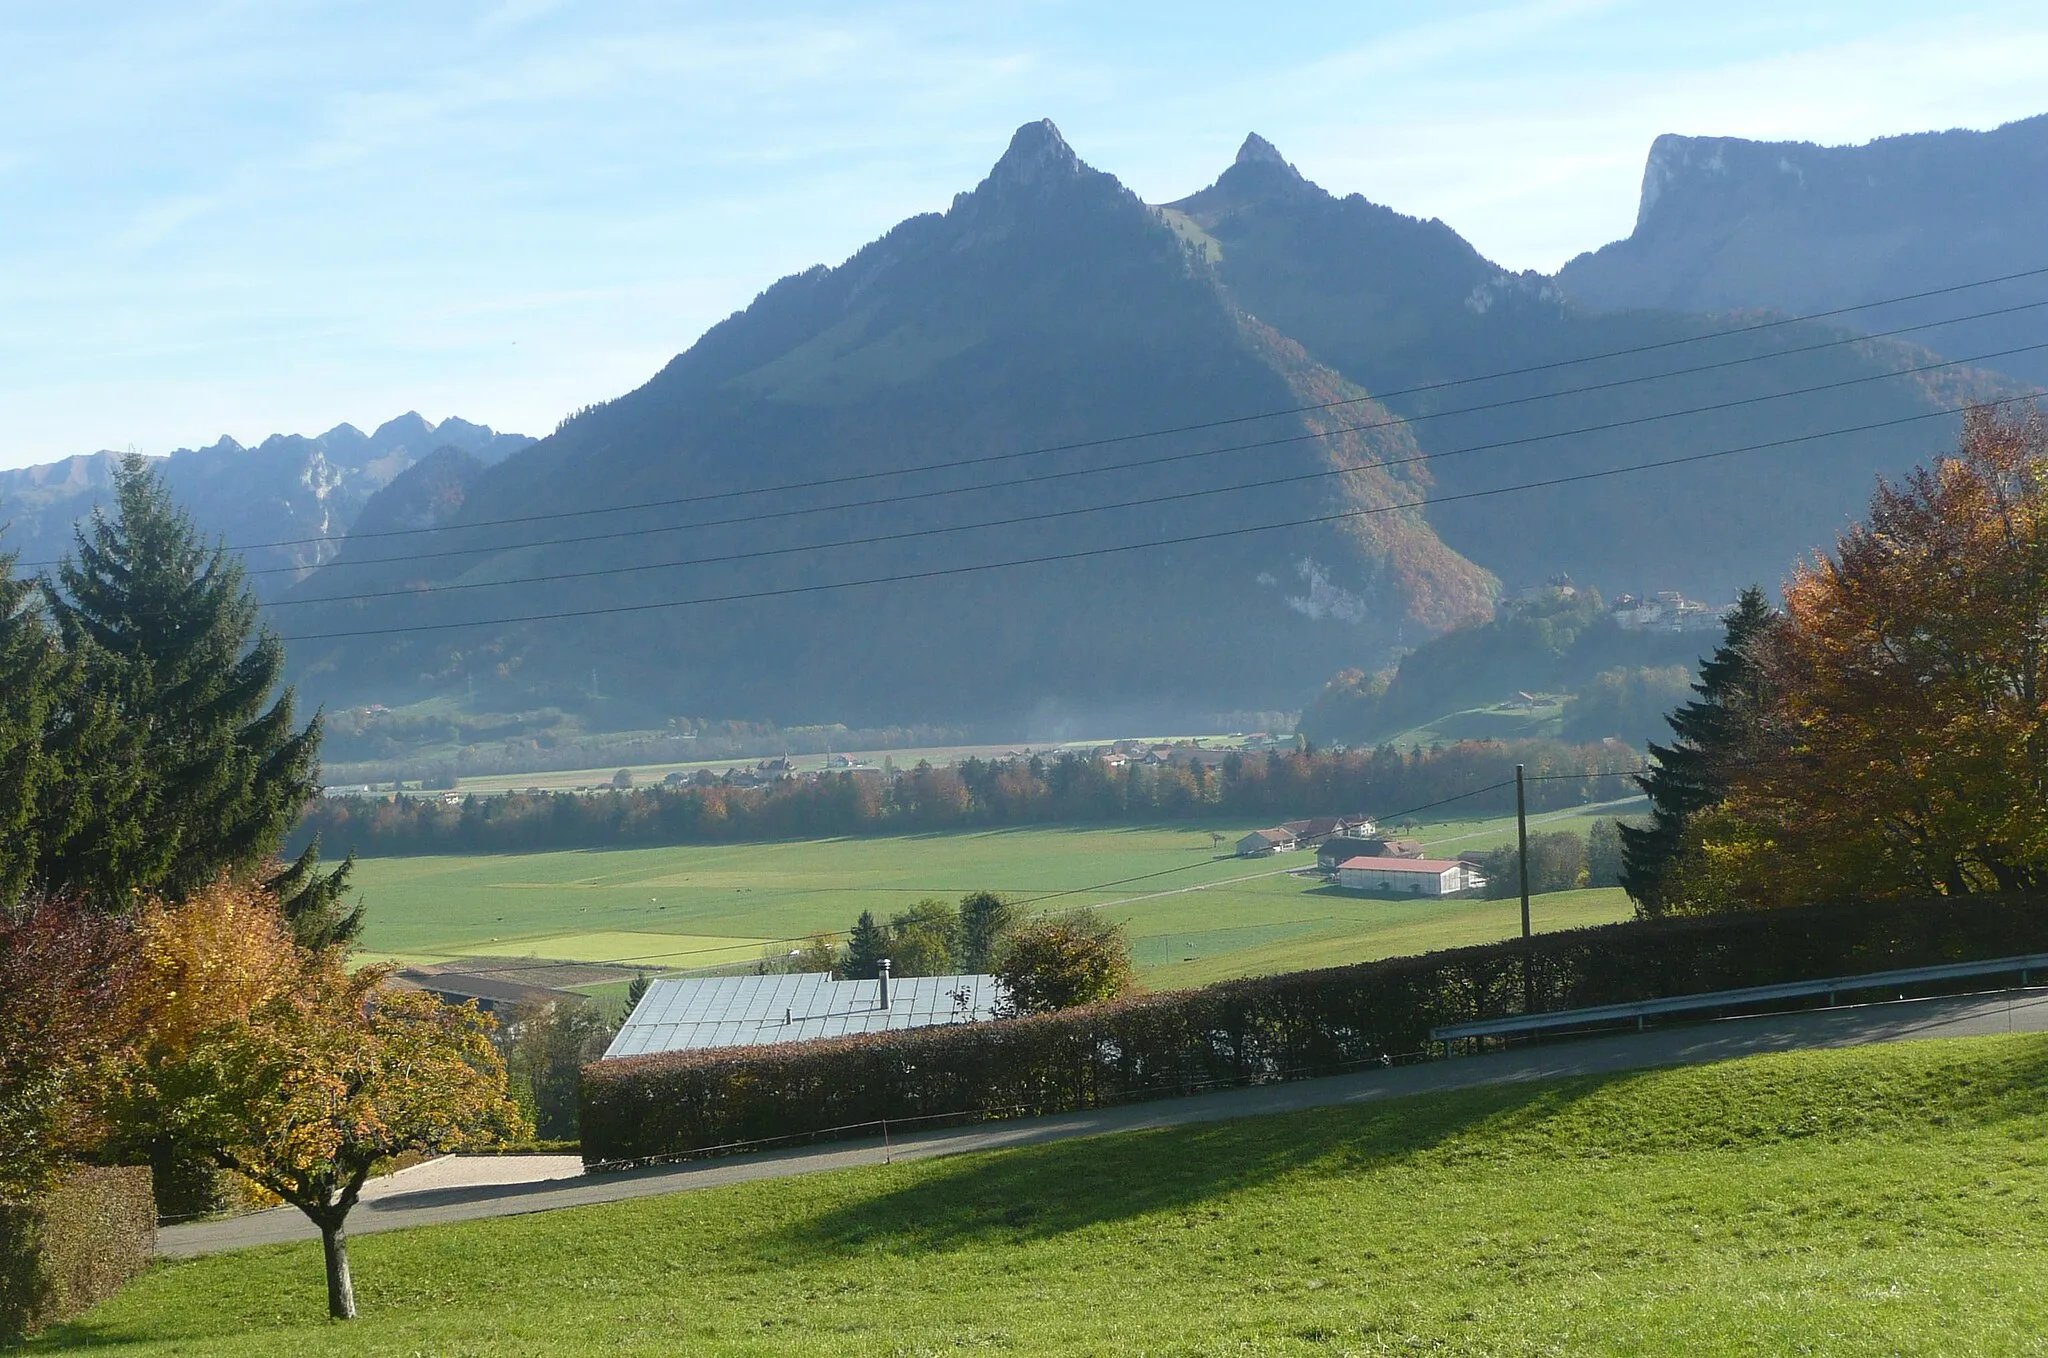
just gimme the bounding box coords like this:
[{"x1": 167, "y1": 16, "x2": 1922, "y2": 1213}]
[{"x1": 1237, "y1": 814, "x2": 1488, "y2": 897}]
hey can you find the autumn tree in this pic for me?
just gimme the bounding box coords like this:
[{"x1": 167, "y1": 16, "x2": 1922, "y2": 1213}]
[
  {"x1": 1675, "y1": 407, "x2": 2048, "y2": 907},
  {"x1": 993, "y1": 910, "x2": 1135, "y2": 1014},
  {"x1": 42, "y1": 455, "x2": 355, "y2": 944},
  {"x1": 135, "y1": 932, "x2": 524, "y2": 1319},
  {"x1": 116, "y1": 877, "x2": 316, "y2": 1217}
]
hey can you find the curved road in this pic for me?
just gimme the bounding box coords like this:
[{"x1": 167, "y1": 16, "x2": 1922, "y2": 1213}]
[{"x1": 161, "y1": 986, "x2": 2048, "y2": 1258}]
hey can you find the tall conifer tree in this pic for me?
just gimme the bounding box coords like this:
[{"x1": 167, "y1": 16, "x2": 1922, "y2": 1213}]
[
  {"x1": 1618, "y1": 586, "x2": 1776, "y2": 913},
  {"x1": 42, "y1": 455, "x2": 357, "y2": 944},
  {"x1": 841, "y1": 910, "x2": 890, "y2": 980},
  {"x1": 0, "y1": 553, "x2": 64, "y2": 908}
]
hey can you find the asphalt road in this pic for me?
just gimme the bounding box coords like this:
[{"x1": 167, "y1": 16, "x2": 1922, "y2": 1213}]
[{"x1": 159, "y1": 986, "x2": 2048, "y2": 1258}]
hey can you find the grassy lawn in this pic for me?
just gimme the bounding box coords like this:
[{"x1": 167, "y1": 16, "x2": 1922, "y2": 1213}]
[
  {"x1": 346, "y1": 801, "x2": 1643, "y2": 989},
  {"x1": 43, "y1": 1034, "x2": 2048, "y2": 1355}
]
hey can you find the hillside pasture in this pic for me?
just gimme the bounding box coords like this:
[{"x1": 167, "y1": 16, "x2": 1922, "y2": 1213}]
[
  {"x1": 42, "y1": 1034, "x2": 2048, "y2": 1354},
  {"x1": 344, "y1": 799, "x2": 1643, "y2": 990}
]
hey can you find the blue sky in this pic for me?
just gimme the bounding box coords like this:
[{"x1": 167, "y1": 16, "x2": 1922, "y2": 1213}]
[{"x1": 4, "y1": 0, "x2": 2046, "y2": 469}]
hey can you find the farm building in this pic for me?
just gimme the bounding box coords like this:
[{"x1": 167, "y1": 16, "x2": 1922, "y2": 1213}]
[
  {"x1": 1237, "y1": 827, "x2": 1299, "y2": 856},
  {"x1": 1335, "y1": 857, "x2": 1485, "y2": 897},
  {"x1": 602, "y1": 969, "x2": 1004, "y2": 1058},
  {"x1": 1280, "y1": 814, "x2": 1375, "y2": 842},
  {"x1": 390, "y1": 967, "x2": 580, "y2": 1015},
  {"x1": 1316, "y1": 835, "x2": 1423, "y2": 871}
]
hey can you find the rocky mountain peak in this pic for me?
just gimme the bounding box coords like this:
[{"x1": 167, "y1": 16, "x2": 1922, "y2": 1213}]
[
  {"x1": 1235, "y1": 133, "x2": 1292, "y2": 169},
  {"x1": 985, "y1": 118, "x2": 1083, "y2": 192}
]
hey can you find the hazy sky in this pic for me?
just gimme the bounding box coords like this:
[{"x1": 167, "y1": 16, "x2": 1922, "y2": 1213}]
[{"x1": 4, "y1": 0, "x2": 2045, "y2": 470}]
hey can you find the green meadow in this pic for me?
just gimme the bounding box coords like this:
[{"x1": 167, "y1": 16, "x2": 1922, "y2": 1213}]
[
  {"x1": 43, "y1": 1034, "x2": 2048, "y2": 1355},
  {"x1": 347, "y1": 799, "x2": 1642, "y2": 989}
]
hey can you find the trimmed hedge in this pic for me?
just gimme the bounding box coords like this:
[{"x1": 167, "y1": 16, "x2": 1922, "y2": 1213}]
[
  {"x1": 0, "y1": 1166, "x2": 155, "y2": 1345},
  {"x1": 581, "y1": 895, "x2": 2048, "y2": 1167}
]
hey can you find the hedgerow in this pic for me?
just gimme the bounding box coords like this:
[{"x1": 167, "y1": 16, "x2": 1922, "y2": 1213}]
[
  {"x1": 0, "y1": 1166, "x2": 155, "y2": 1344},
  {"x1": 581, "y1": 894, "x2": 2048, "y2": 1166}
]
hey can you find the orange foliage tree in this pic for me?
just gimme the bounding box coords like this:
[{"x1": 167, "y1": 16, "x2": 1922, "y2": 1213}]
[
  {"x1": 1675, "y1": 406, "x2": 2048, "y2": 906},
  {"x1": 119, "y1": 882, "x2": 526, "y2": 1320}
]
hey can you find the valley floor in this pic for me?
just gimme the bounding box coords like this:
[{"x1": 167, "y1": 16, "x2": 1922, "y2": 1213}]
[
  {"x1": 43, "y1": 1029, "x2": 2048, "y2": 1355},
  {"x1": 346, "y1": 800, "x2": 1641, "y2": 998}
]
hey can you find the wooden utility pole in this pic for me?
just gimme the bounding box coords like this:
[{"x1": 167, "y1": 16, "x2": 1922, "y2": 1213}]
[{"x1": 1515, "y1": 763, "x2": 1532, "y2": 940}]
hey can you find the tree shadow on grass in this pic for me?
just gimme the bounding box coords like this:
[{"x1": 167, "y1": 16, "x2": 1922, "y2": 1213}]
[
  {"x1": 772, "y1": 1032, "x2": 2048, "y2": 1260},
  {"x1": 769, "y1": 1075, "x2": 1578, "y2": 1261}
]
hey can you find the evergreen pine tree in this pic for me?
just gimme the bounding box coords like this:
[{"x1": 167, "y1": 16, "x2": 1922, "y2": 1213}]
[
  {"x1": 841, "y1": 909, "x2": 890, "y2": 980},
  {"x1": 41, "y1": 455, "x2": 356, "y2": 944},
  {"x1": 1618, "y1": 586, "x2": 1776, "y2": 914},
  {"x1": 0, "y1": 554, "x2": 66, "y2": 907},
  {"x1": 625, "y1": 972, "x2": 651, "y2": 1011},
  {"x1": 958, "y1": 890, "x2": 1017, "y2": 972}
]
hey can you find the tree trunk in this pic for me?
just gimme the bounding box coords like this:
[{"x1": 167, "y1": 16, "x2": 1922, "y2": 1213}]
[{"x1": 321, "y1": 1221, "x2": 357, "y2": 1320}]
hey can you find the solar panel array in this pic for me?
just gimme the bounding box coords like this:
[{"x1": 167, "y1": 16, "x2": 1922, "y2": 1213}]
[{"x1": 601, "y1": 972, "x2": 1005, "y2": 1058}]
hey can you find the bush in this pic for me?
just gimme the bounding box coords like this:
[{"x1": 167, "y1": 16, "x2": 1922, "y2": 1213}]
[
  {"x1": 994, "y1": 911, "x2": 1134, "y2": 1014},
  {"x1": 1482, "y1": 830, "x2": 1588, "y2": 898},
  {"x1": 502, "y1": 999, "x2": 614, "y2": 1141},
  {"x1": 0, "y1": 1166, "x2": 155, "y2": 1344},
  {"x1": 581, "y1": 894, "x2": 2048, "y2": 1167}
]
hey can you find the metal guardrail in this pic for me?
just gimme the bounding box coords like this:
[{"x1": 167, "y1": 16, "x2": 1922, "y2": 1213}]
[{"x1": 1430, "y1": 952, "x2": 2048, "y2": 1046}]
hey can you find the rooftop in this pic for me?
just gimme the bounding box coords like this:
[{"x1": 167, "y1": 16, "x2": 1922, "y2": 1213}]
[
  {"x1": 1335, "y1": 857, "x2": 1469, "y2": 873},
  {"x1": 603, "y1": 972, "x2": 1004, "y2": 1058}
]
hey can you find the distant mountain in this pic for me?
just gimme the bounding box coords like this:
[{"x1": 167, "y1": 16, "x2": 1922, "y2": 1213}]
[
  {"x1": 0, "y1": 414, "x2": 532, "y2": 597},
  {"x1": 1558, "y1": 115, "x2": 2048, "y2": 386},
  {"x1": 1165, "y1": 134, "x2": 2021, "y2": 603},
  {"x1": 281, "y1": 122, "x2": 1495, "y2": 729},
  {"x1": 277, "y1": 122, "x2": 2018, "y2": 733}
]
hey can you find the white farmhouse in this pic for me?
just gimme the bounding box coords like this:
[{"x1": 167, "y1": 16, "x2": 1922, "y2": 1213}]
[{"x1": 1335, "y1": 856, "x2": 1483, "y2": 897}]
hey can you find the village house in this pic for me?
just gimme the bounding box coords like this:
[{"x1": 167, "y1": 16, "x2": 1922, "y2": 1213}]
[{"x1": 1237, "y1": 827, "x2": 1299, "y2": 857}]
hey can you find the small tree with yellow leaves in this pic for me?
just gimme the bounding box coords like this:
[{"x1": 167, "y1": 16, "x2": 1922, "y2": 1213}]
[{"x1": 123, "y1": 882, "x2": 527, "y2": 1319}]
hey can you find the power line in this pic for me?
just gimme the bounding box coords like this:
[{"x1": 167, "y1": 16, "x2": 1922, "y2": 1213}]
[
  {"x1": 217, "y1": 292, "x2": 2048, "y2": 581},
  {"x1": 281, "y1": 388, "x2": 2045, "y2": 642},
  {"x1": 262, "y1": 337, "x2": 2048, "y2": 610},
  {"x1": 22, "y1": 268, "x2": 2047, "y2": 573}
]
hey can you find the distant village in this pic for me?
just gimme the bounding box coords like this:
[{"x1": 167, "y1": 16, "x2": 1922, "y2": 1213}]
[{"x1": 1519, "y1": 574, "x2": 1732, "y2": 633}]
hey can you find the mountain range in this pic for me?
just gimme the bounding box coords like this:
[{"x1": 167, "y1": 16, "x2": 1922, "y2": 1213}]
[
  {"x1": 0, "y1": 414, "x2": 532, "y2": 597},
  {"x1": 267, "y1": 119, "x2": 2027, "y2": 731}
]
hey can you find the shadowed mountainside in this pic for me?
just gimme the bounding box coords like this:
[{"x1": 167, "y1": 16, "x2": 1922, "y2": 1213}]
[{"x1": 281, "y1": 123, "x2": 1495, "y2": 728}]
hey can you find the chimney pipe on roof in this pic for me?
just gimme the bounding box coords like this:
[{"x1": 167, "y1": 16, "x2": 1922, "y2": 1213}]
[{"x1": 878, "y1": 958, "x2": 892, "y2": 1010}]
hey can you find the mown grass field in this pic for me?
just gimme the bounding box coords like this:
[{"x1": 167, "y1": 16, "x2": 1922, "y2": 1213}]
[
  {"x1": 43, "y1": 1034, "x2": 2048, "y2": 1355},
  {"x1": 347, "y1": 799, "x2": 1641, "y2": 990}
]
